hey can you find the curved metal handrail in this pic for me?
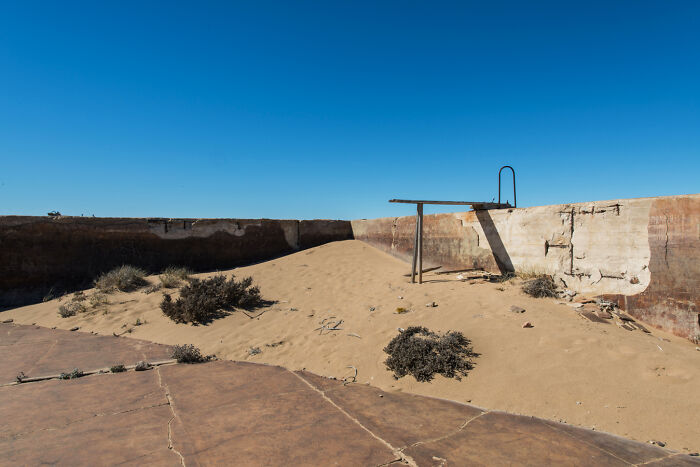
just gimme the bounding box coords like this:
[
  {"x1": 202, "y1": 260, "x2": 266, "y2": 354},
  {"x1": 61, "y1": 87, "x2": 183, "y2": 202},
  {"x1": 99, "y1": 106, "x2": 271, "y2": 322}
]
[{"x1": 498, "y1": 166, "x2": 516, "y2": 208}]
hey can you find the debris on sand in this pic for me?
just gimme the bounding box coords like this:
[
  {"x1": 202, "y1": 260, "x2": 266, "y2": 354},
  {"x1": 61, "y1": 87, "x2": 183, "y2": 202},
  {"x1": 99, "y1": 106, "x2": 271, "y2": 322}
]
[
  {"x1": 522, "y1": 322, "x2": 534, "y2": 328},
  {"x1": 314, "y1": 317, "x2": 344, "y2": 334}
]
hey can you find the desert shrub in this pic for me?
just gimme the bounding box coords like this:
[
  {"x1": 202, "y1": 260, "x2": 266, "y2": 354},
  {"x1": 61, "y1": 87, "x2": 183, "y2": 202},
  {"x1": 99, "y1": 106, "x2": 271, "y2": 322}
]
[
  {"x1": 383, "y1": 326, "x2": 478, "y2": 382},
  {"x1": 522, "y1": 275, "x2": 558, "y2": 298},
  {"x1": 71, "y1": 291, "x2": 87, "y2": 302},
  {"x1": 58, "y1": 302, "x2": 86, "y2": 318},
  {"x1": 144, "y1": 284, "x2": 162, "y2": 294},
  {"x1": 95, "y1": 265, "x2": 148, "y2": 292},
  {"x1": 110, "y1": 364, "x2": 126, "y2": 373},
  {"x1": 172, "y1": 344, "x2": 210, "y2": 363},
  {"x1": 89, "y1": 292, "x2": 109, "y2": 308},
  {"x1": 159, "y1": 266, "x2": 192, "y2": 288},
  {"x1": 160, "y1": 275, "x2": 263, "y2": 324},
  {"x1": 59, "y1": 368, "x2": 84, "y2": 380}
]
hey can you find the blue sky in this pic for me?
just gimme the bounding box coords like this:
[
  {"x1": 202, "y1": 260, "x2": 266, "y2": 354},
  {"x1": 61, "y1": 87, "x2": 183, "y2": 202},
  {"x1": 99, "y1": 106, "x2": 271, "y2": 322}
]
[{"x1": 1, "y1": 1, "x2": 698, "y2": 220}]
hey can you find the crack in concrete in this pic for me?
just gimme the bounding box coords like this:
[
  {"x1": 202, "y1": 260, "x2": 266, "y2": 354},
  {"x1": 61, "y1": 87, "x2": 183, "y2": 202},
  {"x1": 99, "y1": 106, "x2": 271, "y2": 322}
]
[
  {"x1": 400, "y1": 411, "x2": 488, "y2": 451},
  {"x1": 156, "y1": 367, "x2": 186, "y2": 467},
  {"x1": 634, "y1": 453, "x2": 688, "y2": 466},
  {"x1": 292, "y1": 371, "x2": 418, "y2": 467},
  {"x1": 2, "y1": 401, "x2": 171, "y2": 441}
]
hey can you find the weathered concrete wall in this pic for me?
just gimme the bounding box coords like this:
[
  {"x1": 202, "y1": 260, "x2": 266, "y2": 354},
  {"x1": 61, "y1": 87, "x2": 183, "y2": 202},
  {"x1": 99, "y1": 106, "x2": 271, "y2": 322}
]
[
  {"x1": 352, "y1": 194, "x2": 700, "y2": 342},
  {"x1": 0, "y1": 216, "x2": 352, "y2": 307}
]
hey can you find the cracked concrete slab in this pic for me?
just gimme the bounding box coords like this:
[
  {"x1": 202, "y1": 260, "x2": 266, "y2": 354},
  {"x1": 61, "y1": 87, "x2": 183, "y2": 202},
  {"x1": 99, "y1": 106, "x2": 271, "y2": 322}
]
[
  {"x1": 0, "y1": 322, "x2": 172, "y2": 383},
  {"x1": 1, "y1": 324, "x2": 698, "y2": 466},
  {"x1": 159, "y1": 361, "x2": 398, "y2": 465}
]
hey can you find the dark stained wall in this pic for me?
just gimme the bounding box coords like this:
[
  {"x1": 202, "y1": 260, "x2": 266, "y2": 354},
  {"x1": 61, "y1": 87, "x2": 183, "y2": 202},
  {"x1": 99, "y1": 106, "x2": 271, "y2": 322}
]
[{"x1": 0, "y1": 216, "x2": 352, "y2": 307}]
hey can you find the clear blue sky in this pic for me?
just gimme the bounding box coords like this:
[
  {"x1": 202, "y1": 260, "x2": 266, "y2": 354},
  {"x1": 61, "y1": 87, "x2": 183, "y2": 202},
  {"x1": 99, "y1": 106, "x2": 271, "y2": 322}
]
[{"x1": 1, "y1": 1, "x2": 698, "y2": 220}]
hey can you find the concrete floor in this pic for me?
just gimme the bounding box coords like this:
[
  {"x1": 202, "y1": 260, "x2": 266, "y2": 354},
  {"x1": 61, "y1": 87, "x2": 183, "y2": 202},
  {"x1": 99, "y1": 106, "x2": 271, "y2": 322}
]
[{"x1": 1, "y1": 322, "x2": 697, "y2": 466}]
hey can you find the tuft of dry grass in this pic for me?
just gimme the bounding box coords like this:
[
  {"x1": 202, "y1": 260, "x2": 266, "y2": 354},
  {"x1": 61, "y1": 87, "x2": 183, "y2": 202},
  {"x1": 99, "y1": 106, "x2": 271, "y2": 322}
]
[
  {"x1": 95, "y1": 265, "x2": 148, "y2": 292},
  {"x1": 159, "y1": 266, "x2": 192, "y2": 288}
]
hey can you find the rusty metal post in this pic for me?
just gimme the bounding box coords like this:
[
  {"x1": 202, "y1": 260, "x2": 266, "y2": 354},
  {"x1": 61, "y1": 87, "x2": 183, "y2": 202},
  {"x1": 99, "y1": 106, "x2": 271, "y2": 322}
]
[
  {"x1": 418, "y1": 203, "x2": 424, "y2": 284},
  {"x1": 411, "y1": 205, "x2": 419, "y2": 283}
]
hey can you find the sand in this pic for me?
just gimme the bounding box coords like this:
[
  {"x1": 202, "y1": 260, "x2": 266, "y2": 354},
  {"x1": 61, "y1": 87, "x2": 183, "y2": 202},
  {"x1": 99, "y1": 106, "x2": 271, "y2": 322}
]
[{"x1": 3, "y1": 240, "x2": 699, "y2": 453}]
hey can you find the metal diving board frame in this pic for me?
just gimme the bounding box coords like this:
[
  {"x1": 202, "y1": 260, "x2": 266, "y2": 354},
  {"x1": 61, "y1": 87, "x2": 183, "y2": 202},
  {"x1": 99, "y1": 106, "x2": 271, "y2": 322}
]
[{"x1": 389, "y1": 199, "x2": 512, "y2": 284}]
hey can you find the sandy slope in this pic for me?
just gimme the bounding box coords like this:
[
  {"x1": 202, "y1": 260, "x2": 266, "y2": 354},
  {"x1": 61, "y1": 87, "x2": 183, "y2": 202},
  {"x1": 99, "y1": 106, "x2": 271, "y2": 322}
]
[{"x1": 3, "y1": 240, "x2": 699, "y2": 453}]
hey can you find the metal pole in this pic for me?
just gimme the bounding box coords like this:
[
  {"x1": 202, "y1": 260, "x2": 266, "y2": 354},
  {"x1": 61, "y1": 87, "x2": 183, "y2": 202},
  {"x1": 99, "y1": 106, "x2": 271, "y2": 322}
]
[
  {"x1": 418, "y1": 203, "x2": 424, "y2": 284},
  {"x1": 411, "y1": 205, "x2": 419, "y2": 283}
]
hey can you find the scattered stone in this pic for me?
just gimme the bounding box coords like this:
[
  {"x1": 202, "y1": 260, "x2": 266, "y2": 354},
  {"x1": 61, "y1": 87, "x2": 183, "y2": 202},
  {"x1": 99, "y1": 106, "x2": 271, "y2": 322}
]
[
  {"x1": 522, "y1": 322, "x2": 533, "y2": 328},
  {"x1": 395, "y1": 307, "x2": 410, "y2": 314},
  {"x1": 425, "y1": 302, "x2": 438, "y2": 308},
  {"x1": 369, "y1": 307, "x2": 375, "y2": 312},
  {"x1": 397, "y1": 327, "x2": 405, "y2": 332},
  {"x1": 134, "y1": 361, "x2": 151, "y2": 371},
  {"x1": 69, "y1": 326, "x2": 79, "y2": 331},
  {"x1": 576, "y1": 401, "x2": 582, "y2": 405},
  {"x1": 695, "y1": 347, "x2": 700, "y2": 351},
  {"x1": 509, "y1": 306, "x2": 526, "y2": 313},
  {"x1": 289, "y1": 307, "x2": 298, "y2": 312},
  {"x1": 595, "y1": 310, "x2": 613, "y2": 319},
  {"x1": 456, "y1": 274, "x2": 465, "y2": 280},
  {"x1": 379, "y1": 394, "x2": 384, "y2": 398},
  {"x1": 568, "y1": 303, "x2": 584, "y2": 309},
  {"x1": 248, "y1": 347, "x2": 262, "y2": 356},
  {"x1": 2, "y1": 318, "x2": 13, "y2": 323},
  {"x1": 397, "y1": 296, "x2": 403, "y2": 299},
  {"x1": 648, "y1": 440, "x2": 666, "y2": 448}
]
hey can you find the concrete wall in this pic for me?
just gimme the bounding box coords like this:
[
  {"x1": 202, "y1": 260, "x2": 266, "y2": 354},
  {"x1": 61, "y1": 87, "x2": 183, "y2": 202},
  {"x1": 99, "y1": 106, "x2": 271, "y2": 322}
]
[
  {"x1": 352, "y1": 194, "x2": 700, "y2": 342},
  {"x1": 0, "y1": 216, "x2": 352, "y2": 307}
]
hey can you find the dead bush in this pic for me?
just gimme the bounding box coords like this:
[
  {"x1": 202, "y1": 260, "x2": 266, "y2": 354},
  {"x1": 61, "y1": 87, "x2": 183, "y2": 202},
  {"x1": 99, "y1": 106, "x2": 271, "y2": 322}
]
[
  {"x1": 172, "y1": 344, "x2": 210, "y2": 363},
  {"x1": 161, "y1": 275, "x2": 264, "y2": 324},
  {"x1": 110, "y1": 364, "x2": 126, "y2": 373},
  {"x1": 522, "y1": 275, "x2": 558, "y2": 298},
  {"x1": 95, "y1": 265, "x2": 148, "y2": 292},
  {"x1": 159, "y1": 266, "x2": 192, "y2": 288},
  {"x1": 59, "y1": 368, "x2": 84, "y2": 380},
  {"x1": 383, "y1": 326, "x2": 478, "y2": 382},
  {"x1": 58, "y1": 302, "x2": 86, "y2": 318}
]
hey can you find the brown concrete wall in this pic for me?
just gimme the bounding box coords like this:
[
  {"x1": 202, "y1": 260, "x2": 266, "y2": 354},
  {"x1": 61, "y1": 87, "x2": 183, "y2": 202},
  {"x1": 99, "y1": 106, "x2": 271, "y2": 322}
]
[
  {"x1": 0, "y1": 216, "x2": 352, "y2": 307},
  {"x1": 352, "y1": 194, "x2": 700, "y2": 342}
]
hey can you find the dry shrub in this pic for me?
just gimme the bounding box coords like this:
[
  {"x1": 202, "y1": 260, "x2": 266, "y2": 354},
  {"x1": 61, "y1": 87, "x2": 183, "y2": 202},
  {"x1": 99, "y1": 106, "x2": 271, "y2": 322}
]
[
  {"x1": 172, "y1": 344, "x2": 210, "y2": 363},
  {"x1": 159, "y1": 266, "x2": 192, "y2": 288},
  {"x1": 383, "y1": 326, "x2": 478, "y2": 382},
  {"x1": 110, "y1": 364, "x2": 126, "y2": 373},
  {"x1": 89, "y1": 292, "x2": 110, "y2": 308},
  {"x1": 522, "y1": 275, "x2": 558, "y2": 298},
  {"x1": 161, "y1": 275, "x2": 263, "y2": 324},
  {"x1": 58, "y1": 301, "x2": 86, "y2": 318},
  {"x1": 95, "y1": 265, "x2": 148, "y2": 292}
]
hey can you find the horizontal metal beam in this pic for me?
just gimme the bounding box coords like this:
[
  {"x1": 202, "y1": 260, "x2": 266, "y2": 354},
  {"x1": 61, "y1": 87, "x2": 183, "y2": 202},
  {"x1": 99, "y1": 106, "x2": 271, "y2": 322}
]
[{"x1": 389, "y1": 199, "x2": 512, "y2": 209}]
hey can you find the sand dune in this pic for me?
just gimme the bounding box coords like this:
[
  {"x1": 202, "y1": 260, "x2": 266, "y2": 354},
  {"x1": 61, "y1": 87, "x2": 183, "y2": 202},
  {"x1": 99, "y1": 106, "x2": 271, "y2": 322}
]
[{"x1": 3, "y1": 240, "x2": 699, "y2": 453}]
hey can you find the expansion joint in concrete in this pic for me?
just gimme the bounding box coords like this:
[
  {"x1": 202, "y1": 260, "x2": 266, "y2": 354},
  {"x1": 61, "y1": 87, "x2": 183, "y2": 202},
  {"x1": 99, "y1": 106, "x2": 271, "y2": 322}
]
[
  {"x1": 156, "y1": 367, "x2": 186, "y2": 467},
  {"x1": 292, "y1": 371, "x2": 418, "y2": 467}
]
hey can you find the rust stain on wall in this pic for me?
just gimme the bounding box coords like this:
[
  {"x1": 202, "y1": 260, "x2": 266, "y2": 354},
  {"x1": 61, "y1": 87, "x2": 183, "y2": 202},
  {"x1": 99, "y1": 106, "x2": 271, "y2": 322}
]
[{"x1": 606, "y1": 197, "x2": 700, "y2": 342}]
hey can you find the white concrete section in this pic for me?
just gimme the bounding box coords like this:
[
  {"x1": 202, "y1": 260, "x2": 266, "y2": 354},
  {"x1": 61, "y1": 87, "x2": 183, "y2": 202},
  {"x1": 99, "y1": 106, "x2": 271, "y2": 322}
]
[
  {"x1": 564, "y1": 198, "x2": 652, "y2": 295},
  {"x1": 395, "y1": 199, "x2": 652, "y2": 297}
]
